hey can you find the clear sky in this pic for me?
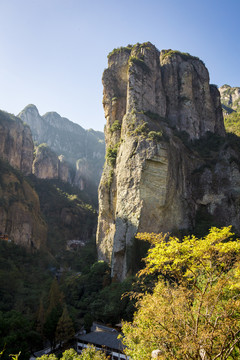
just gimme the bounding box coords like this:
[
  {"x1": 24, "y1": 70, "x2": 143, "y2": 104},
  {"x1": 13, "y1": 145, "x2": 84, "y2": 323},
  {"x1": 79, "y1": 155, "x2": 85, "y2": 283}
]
[{"x1": 0, "y1": 0, "x2": 239, "y2": 131}]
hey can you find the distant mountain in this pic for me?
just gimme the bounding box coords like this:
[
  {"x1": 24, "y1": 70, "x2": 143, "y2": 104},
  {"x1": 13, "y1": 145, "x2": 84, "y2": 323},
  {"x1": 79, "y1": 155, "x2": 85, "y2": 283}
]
[
  {"x1": 0, "y1": 108, "x2": 98, "y2": 252},
  {"x1": 219, "y1": 85, "x2": 240, "y2": 137},
  {"x1": 219, "y1": 84, "x2": 240, "y2": 114},
  {"x1": 18, "y1": 105, "x2": 105, "y2": 196}
]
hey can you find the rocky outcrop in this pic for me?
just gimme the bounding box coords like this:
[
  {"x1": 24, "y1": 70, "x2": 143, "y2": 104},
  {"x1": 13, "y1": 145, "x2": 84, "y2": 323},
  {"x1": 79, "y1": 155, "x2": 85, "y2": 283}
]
[
  {"x1": 18, "y1": 105, "x2": 105, "y2": 192},
  {"x1": 0, "y1": 109, "x2": 96, "y2": 252},
  {"x1": 0, "y1": 110, "x2": 47, "y2": 249},
  {"x1": 33, "y1": 144, "x2": 70, "y2": 182},
  {"x1": 219, "y1": 84, "x2": 240, "y2": 112},
  {"x1": 0, "y1": 159, "x2": 47, "y2": 249},
  {"x1": 97, "y1": 43, "x2": 240, "y2": 281},
  {"x1": 0, "y1": 110, "x2": 34, "y2": 175}
]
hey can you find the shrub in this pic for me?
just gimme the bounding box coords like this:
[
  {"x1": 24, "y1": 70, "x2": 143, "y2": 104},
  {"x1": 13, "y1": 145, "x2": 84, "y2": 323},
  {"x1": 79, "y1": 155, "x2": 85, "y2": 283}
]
[
  {"x1": 110, "y1": 120, "x2": 121, "y2": 132},
  {"x1": 161, "y1": 49, "x2": 202, "y2": 63},
  {"x1": 133, "y1": 121, "x2": 148, "y2": 136},
  {"x1": 147, "y1": 131, "x2": 163, "y2": 141},
  {"x1": 106, "y1": 143, "x2": 120, "y2": 166}
]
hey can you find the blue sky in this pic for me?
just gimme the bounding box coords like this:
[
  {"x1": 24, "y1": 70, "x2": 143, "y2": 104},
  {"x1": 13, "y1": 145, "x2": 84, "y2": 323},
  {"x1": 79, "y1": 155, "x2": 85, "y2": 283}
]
[{"x1": 0, "y1": 0, "x2": 239, "y2": 131}]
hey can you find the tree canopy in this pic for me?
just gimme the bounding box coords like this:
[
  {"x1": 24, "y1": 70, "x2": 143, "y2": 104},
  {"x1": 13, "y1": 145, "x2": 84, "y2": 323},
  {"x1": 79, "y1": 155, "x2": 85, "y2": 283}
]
[
  {"x1": 37, "y1": 347, "x2": 108, "y2": 360},
  {"x1": 122, "y1": 226, "x2": 240, "y2": 360}
]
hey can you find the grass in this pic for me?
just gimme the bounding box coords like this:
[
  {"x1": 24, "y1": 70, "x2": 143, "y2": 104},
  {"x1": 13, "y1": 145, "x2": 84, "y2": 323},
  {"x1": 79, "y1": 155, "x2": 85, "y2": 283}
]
[
  {"x1": 161, "y1": 49, "x2": 202, "y2": 63},
  {"x1": 107, "y1": 45, "x2": 133, "y2": 59}
]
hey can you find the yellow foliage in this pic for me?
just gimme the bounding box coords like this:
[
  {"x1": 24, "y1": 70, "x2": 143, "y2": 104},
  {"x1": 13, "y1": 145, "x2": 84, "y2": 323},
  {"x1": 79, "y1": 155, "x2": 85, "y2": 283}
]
[{"x1": 122, "y1": 227, "x2": 240, "y2": 360}]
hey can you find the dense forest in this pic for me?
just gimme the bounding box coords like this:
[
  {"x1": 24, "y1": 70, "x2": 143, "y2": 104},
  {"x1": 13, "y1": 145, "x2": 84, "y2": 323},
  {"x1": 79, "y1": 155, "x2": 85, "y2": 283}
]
[
  {"x1": 0, "y1": 226, "x2": 136, "y2": 359},
  {"x1": 0, "y1": 158, "x2": 136, "y2": 359}
]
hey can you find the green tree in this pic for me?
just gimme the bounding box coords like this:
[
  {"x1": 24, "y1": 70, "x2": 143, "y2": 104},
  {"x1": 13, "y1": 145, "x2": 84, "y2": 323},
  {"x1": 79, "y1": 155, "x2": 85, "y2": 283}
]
[
  {"x1": 37, "y1": 346, "x2": 109, "y2": 360},
  {"x1": 122, "y1": 226, "x2": 240, "y2": 360},
  {"x1": 55, "y1": 306, "x2": 75, "y2": 346},
  {"x1": 47, "y1": 278, "x2": 64, "y2": 315},
  {"x1": 36, "y1": 298, "x2": 45, "y2": 337},
  {"x1": 44, "y1": 278, "x2": 64, "y2": 349},
  {"x1": 0, "y1": 310, "x2": 37, "y2": 360},
  {"x1": 78, "y1": 346, "x2": 109, "y2": 360},
  {"x1": 44, "y1": 307, "x2": 62, "y2": 350}
]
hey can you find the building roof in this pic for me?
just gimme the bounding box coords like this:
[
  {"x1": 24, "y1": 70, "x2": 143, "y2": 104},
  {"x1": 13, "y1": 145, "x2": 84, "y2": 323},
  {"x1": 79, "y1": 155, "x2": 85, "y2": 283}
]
[{"x1": 78, "y1": 323, "x2": 124, "y2": 351}]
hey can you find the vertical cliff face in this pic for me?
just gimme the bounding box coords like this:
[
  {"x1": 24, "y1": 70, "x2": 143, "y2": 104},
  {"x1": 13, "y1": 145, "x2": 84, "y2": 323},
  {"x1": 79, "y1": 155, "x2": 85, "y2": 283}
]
[
  {"x1": 0, "y1": 111, "x2": 34, "y2": 175},
  {"x1": 96, "y1": 43, "x2": 239, "y2": 281},
  {"x1": 33, "y1": 144, "x2": 70, "y2": 182},
  {"x1": 0, "y1": 164, "x2": 47, "y2": 249},
  {"x1": 0, "y1": 111, "x2": 47, "y2": 249},
  {"x1": 219, "y1": 84, "x2": 240, "y2": 112}
]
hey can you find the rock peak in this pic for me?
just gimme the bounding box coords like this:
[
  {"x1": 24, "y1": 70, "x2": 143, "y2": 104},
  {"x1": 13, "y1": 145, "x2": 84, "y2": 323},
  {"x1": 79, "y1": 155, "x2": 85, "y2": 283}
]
[
  {"x1": 97, "y1": 43, "x2": 231, "y2": 281},
  {"x1": 103, "y1": 42, "x2": 225, "y2": 141},
  {"x1": 18, "y1": 104, "x2": 40, "y2": 116}
]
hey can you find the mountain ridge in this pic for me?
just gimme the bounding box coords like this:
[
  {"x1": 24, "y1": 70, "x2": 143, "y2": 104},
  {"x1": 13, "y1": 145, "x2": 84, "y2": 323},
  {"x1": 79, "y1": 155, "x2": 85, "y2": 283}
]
[{"x1": 18, "y1": 104, "x2": 105, "y2": 196}]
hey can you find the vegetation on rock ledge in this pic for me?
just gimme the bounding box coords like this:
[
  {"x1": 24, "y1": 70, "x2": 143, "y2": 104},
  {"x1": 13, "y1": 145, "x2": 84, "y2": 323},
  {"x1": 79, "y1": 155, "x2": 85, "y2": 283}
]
[
  {"x1": 161, "y1": 49, "x2": 202, "y2": 63},
  {"x1": 107, "y1": 45, "x2": 133, "y2": 59},
  {"x1": 129, "y1": 56, "x2": 151, "y2": 74},
  {"x1": 105, "y1": 143, "x2": 120, "y2": 166}
]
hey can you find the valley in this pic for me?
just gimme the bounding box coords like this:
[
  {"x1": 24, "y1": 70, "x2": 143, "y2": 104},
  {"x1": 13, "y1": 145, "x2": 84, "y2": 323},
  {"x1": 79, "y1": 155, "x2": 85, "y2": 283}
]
[{"x1": 1, "y1": 42, "x2": 240, "y2": 359}]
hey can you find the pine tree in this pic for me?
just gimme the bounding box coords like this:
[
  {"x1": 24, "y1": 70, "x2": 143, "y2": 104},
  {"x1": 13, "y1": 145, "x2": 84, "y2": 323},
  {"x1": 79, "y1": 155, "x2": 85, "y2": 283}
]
[
  {"x1": 44, "y1": 278, "x2": 64, "y2": 349},
  {"x1": 55, "y1": 306, "x2": 75, "y2": 346},
  {"x1": 36, "y1": 298, "x2": 45, "y2": 337},
  {"x1": 47, "y1": 278, "x2": 64, "y2": 315}
]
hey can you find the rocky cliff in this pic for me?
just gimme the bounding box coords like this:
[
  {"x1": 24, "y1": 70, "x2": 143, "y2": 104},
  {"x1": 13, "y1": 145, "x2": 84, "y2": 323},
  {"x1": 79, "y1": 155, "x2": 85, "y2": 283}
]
[
  {"x1": 220, "y1": 84, "x2": 240, "y2": 137},
  {"x1": 33, "y1": 143, "x2": 70, "y2": 182},
  {"x1": 0, "y1": 110, "x2": 33, "y2": 175},
  {"x1": 219, "y1": 84, "x2": 240, "y2": 113},
  {"x1": 0, "y1": 111, "x2": 47, "y2": 249},
  {"x1": 97, "y1": 42, "x2": 240, "y2": 280},
  {"x1": 0, "y1": 159, "x2": 47, "y2": 249},
  {"x1": 0, "y1": 109, "x2": 97, "y2": 252},
  {"x1": 18, "y1": 105, "x2": 105, "y2": 193}
]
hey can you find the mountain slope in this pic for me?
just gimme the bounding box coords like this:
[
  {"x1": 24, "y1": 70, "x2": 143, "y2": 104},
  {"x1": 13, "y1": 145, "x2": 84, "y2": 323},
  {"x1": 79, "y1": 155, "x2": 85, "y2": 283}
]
[
  {"x1": 0, "y1": 109, "x2": 98, "y2": 252},
  {"x1": 18, "y1": 105, "x2": 105, "y2": 194},
  {"x1": 219, "y1": 85, "x2": 240, "y2": 137},
  {"x1": 219, "y1": 84, "x2": 240, "y2": 113}
]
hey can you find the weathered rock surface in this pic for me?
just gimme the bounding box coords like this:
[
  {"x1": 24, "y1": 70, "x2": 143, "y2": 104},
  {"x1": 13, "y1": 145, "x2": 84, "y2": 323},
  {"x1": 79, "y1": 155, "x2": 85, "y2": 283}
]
[
  {"x1": 0, "y1": 159, "x2": 47, "y2": 249},
  {"x1": 33, "y1": 144, "x2": 70, "y2": 182},
  {"x1": 97, "y1": 43, "x2": 240, "y2": 280},
  {"x1": 0, "y1": 110, "x2": 34, "y2": 175},
  {"x1": 0, "y1": 109, "x2": 96, "y2": 251},
  {"x1": 18, "y1": 105, "x2": 105, "y2": 193},
  {"x1": 0, "y1": 110, "x2": 47, "y2": 249},
  {"x1": 219, "y1": 84, "x2": 240, "y2": 112}
]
